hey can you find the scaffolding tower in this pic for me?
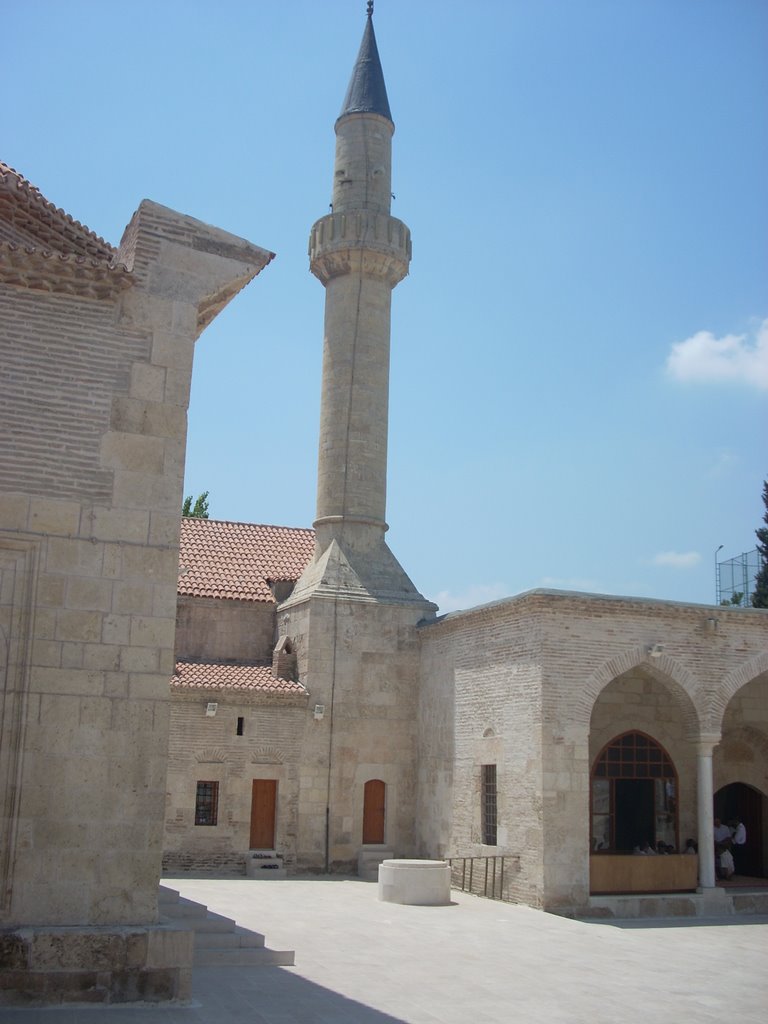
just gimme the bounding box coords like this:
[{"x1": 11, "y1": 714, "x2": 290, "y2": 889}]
[{"x1": 716, "y1": 548, "x2": 763, "y2": 606}]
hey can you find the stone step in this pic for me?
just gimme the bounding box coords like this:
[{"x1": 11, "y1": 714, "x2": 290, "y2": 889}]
[
  {"x1": 193, "y1": 946, "x2": 294, "y2": 968},
  {"x1": 158, "y1": 884, "x2": 294, "y2": 967},
  {"x1": 195, "y1": 926, "x2": 266, "y2": 949},
  {"x1": 159, "y1": 885, "x2": 181, "y2": 904},
  {"x1": 245, "y1": 852, "x2": 287, "y2": 879},
  {"x1": 358, "y1": 849, "x2": 394, "y2": 882},
  {"x1": 191, "y1": 910, "x2": 241, "y2": 932}
]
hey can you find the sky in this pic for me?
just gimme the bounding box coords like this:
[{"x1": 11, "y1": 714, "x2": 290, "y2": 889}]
[{"x1": 4, "y1": 0, "x2": 766, "y2": 612}]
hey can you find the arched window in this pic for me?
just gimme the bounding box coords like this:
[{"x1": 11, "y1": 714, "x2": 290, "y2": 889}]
[{"x1": 591, "y1": 731, "x2": 678, "y2": 853}]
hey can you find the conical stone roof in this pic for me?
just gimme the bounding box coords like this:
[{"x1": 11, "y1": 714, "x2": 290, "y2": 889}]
[{"x1": 339, "y1": 11, "x2": 392, "y2": 122}]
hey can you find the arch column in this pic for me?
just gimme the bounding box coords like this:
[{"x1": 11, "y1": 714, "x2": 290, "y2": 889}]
[{"x1": 695, "y1": 734, "x2": 720, "y2": 889}]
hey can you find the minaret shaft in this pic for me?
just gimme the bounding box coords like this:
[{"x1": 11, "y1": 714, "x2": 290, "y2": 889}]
[
  {"x1": 309, "y1": 109, "x2": 411, "y2": 556},
  {"x1": 317, "y1": 271, "x2": 392, "y2": 531}
]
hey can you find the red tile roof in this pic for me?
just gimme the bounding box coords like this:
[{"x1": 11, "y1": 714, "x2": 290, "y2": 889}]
[
  {"x1": 172, "y1": 661, "x2": 307, "y2": 694},
  {"x1": 0, "y1": 161, "x2": 119, "y2": 260},
  {"x1": 178, "y1": 518, "x2": 315, "y2": 602},
  {"x1": 0, "y1": 161, "x2": 133, "y2": 298}
]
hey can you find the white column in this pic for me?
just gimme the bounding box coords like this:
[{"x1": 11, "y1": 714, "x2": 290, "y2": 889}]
[{"x1": 695, "y1": 736, "x2": 720, "y2": 889}]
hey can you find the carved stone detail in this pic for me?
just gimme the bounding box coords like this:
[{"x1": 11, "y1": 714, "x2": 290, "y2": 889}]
[{"x1": 309, "y1": 210, "x2": 411, "y2": 286}]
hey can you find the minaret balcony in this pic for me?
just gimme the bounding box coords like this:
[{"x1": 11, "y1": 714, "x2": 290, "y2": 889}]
[{"x1": 309, "y1": 210, "x2": 411, "y2": 287}]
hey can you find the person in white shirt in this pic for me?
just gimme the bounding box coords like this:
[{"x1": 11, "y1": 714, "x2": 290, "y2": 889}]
[
  {"x1": 713, "y1": 818, "x2": 732, "y2": 844},
  {"x1": 730, "y1": 818, "x2": 747, "y2": 875}
]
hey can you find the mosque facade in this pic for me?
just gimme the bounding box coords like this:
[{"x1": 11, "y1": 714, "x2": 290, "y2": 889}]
[
  {"x1": 1, "y1": 5, "x2": 766, "y2": 1005},
  {"x1": 162, "y1": 10, "x2": 767, "y2": 916}
]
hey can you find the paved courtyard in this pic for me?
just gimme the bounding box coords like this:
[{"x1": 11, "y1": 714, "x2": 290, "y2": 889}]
[{"x1": 4, "y1": 877, "x2": 767, "y2": 1023}]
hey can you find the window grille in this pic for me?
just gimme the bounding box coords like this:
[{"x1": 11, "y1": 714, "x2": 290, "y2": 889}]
[
  {"x1": 194, "y1": 781, "x2": 219, "y2": 826},
  {"x1": 591, "y1": 732, "x2": 678, "y2": 852},
  {"x1": 482, "y1": 764, "x2": 497, "y2": 846}
]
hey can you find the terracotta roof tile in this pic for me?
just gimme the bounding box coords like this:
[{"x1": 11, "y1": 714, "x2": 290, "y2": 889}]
[
  {"x1": 172, "y1": 661, "x2": 307, "y2": 695},
  {"x1": 0, "y1": 161, "x2": 119, "y2": 260},
  {"x1": 178, "y1": 518, "x2": 315, "y2": 602}
]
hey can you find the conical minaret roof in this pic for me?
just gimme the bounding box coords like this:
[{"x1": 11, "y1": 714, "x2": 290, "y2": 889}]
[{"x1": 338, "y1": 5, "x2": 392, "y2": 123}]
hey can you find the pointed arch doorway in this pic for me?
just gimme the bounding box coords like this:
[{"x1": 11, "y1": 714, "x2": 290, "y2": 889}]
[
  {"x1": 591, "y1": 731, "x2": 678, "y2": 852},
  {"x1": 714, "y1": 782, "x2": 765, "y2": 877}
]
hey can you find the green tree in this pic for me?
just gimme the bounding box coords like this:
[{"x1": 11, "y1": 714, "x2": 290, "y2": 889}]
[
  {"x1": 182, "y1": 491, "x2": 210, "y2": 519},
  {"x1": 752, "y1": 479, "x2": 768, "y2": 608}
]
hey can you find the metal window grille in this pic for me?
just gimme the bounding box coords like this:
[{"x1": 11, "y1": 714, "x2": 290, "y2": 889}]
[
  {"x1": 482, "y1": 764, "x2": 497, "y2": 846},
  {"x1": 194, "y1": 781, "x2": 219, "y2": 826}
]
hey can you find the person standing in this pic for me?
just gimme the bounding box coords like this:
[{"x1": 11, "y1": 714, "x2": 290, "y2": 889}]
[{"x1": 730, "y1": 818, "x2": 747, "y2": 875}]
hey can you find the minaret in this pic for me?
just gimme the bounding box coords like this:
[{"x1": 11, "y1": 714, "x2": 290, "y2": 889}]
[
  {"x1": 280, "y1": 5, "x2": 434, "y2": 874},
  {"x1": 290, "y1": 1, "x2": 427, "y2": 603}
]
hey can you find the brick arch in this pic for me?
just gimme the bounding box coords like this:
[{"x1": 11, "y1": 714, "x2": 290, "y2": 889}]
[
  {"x1": 715, "y1": 724, "x2": 768, "y2": 793},
  {"x1": 714, "y1": 651, "x2": 768, "y2": 732},
  {"x1": 195, "y1": 748, "x2": 227, "y2": 763},
  {"x1": 251, "y1": 747, "x2": 285, "y2": 765},
  {"x1": 579, "y1": 646, "x2": 703, "y2": 736}
]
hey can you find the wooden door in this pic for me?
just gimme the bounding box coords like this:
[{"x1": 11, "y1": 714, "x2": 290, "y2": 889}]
[
  {"x1": 250, "y1": 779, "x2": 277, "y2": 849},
  {"x1": 362, "y1": 779, "x2": 386, "y2": 844}
]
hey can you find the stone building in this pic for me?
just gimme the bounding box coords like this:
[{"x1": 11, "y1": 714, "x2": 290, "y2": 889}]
[
  {"x1": 165, "y1": 518, "x2": 313, "y2": 874},
  {"x1": 1, "y1": 13, "x2": 765, "y2": 1009},
  {"x1": 0, "y1": 162, "x2": 272, "y2": 1002},
  {"x1": 162, "y1": 9, "x2": 767, "y2": 918}
]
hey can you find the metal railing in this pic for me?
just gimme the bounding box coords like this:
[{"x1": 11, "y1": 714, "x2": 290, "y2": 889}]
[{"x1": 447, "y1": 855, "x2": 520, "y2": 902}]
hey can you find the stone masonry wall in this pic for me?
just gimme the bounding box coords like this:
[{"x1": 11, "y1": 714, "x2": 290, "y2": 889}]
[
  {"x1": 164, "y1": 692, "x2": 307, "y2": 872},
  {"x1": 282, "y1": 594, "x2": 425, "y2": 873},
  {"x1": 418, "y1": 601, "x2": 545, "y2": 907},
  {"x1": 419, "y1": 590, "x2": 767, "y2": 914},
  {"x1": 0, "y1": 199, "x2": 272, "y2": 942},
  {"x1": 175, "y1": 596, "x2": 276, "y2": 663}
]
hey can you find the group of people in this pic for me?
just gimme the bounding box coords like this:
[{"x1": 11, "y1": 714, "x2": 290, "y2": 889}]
[
  {"x1": 632, "y1": 840, "x2": 678, "y2": 855},
  {"x1": 714, "y1": 816, "x2": 747, "y2": 879}
]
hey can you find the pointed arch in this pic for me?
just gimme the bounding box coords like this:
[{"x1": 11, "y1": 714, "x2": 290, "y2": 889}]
[
  {"x1": 578, "y1": 646, "x2": 704, "y2": 736},
  {"x1": 715, "y1": 724, "x2": 768, "y2": 792},
  {"x1": 715, "y1": 650, "x2": 768, "y2": 732},
  {"x1": 591, "y1": 730, "x2": 679, "y2": 852}
]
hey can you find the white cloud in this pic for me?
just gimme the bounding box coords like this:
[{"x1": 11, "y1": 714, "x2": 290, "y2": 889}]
[
  {"x1": 433, "y1": 582, "x2": 508, "y2": 613},
  {"x1": 708, "y1": 448, "x2": 741, "y2": 479},
  {"x1": 665, "y1": 318, "x2": 768, "y2": 390},
  {"x1": 652, "y1": 551, "x2": 701, "y2": 569}
]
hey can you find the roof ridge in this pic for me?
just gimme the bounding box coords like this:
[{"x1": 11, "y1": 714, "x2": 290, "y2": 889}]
[{"x1": 181, "y1": 517, "x2": 314, "y2": 532}]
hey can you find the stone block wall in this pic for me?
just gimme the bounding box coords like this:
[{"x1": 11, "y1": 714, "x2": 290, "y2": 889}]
[
  {"x1": 280, "y1": 592, "x2": 426, "y2": 873},
  {"x1": 175, "y1": 595, "x2": 276, "y2": 663},
  {"x1": 418, "y1": 590, "x2": 768, "y2": 914},
  {"x1": 164, "y1": 692, "x2": 307, "y2": 872},
  {"x1": 0, "y1": 189, "x2": 272, "y2": 1002}
]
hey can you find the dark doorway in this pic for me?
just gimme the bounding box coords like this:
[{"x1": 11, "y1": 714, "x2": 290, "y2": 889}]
[
  {"x1": 714, "y1": 782, "x2": 764, "y2": 877},
  {"x1": 615, "y1": 779, "x2": 655, "y2": 851}
]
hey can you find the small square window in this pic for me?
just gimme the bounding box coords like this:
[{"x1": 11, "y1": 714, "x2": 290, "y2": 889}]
[{"x1": 195, "y1": 781, "x2": 219, "y2": 826}]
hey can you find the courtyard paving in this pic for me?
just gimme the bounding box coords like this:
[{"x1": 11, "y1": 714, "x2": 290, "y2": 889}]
[{"x1": 3, "y1": 876, "x2": 767, "y2": 1023}]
